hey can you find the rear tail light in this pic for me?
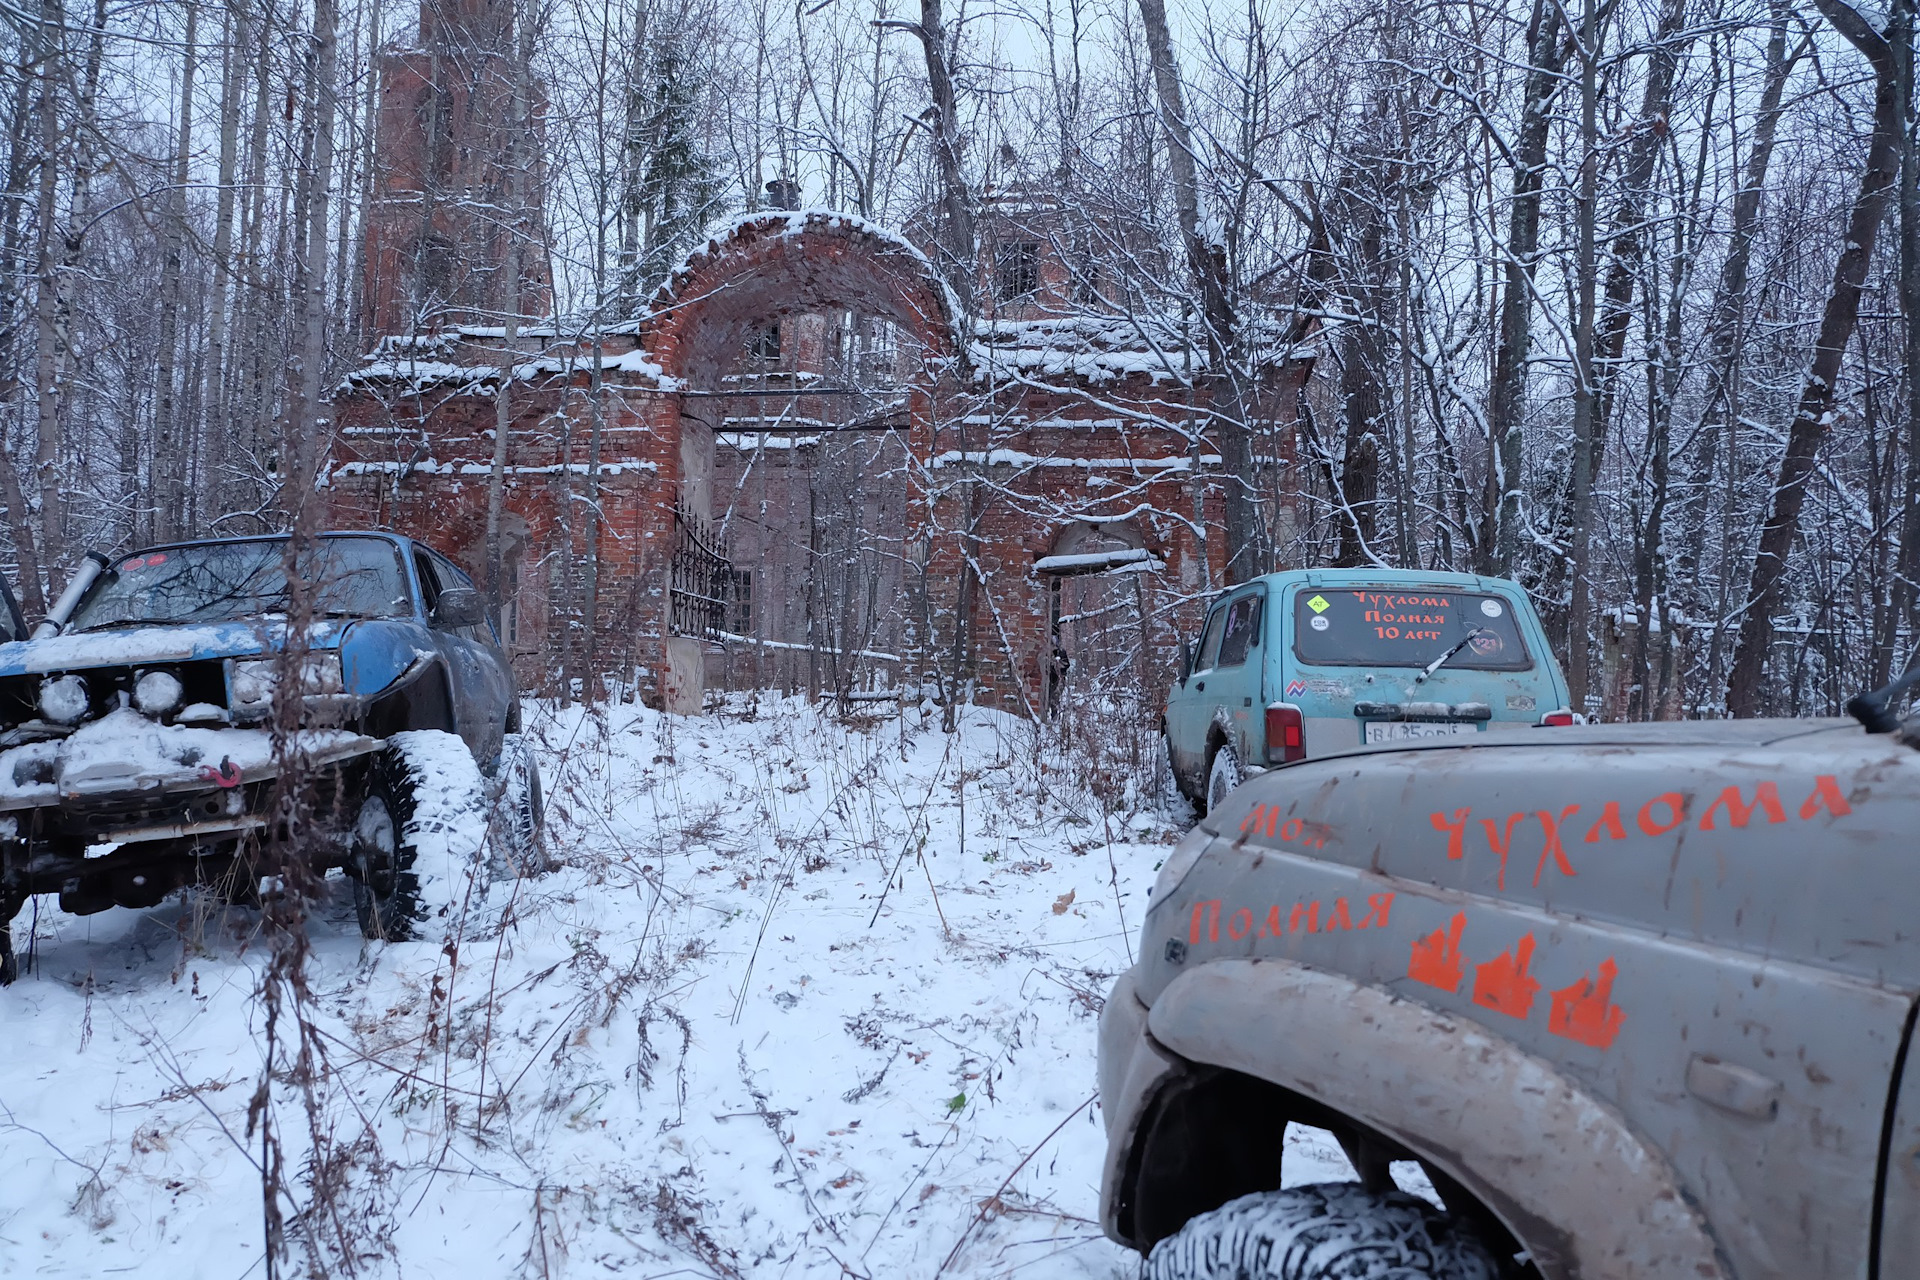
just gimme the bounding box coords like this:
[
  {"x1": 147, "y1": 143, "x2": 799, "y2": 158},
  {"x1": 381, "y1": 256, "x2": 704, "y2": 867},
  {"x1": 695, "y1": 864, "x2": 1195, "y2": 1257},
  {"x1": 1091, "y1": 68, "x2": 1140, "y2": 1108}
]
[
  {"x1": 1266, "y1": 702, "x2": 1306, "y2": 763},
  {"x1": 1539, "y1": 708, "x2": 1576, "y2": 727}
]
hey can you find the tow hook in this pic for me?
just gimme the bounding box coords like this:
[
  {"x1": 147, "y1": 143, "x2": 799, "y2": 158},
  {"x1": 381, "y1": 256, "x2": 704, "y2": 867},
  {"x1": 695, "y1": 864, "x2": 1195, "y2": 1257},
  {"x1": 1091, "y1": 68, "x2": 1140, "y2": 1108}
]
[{"x1": 200, "y1": 757, "x2": 242, "y2": 789}]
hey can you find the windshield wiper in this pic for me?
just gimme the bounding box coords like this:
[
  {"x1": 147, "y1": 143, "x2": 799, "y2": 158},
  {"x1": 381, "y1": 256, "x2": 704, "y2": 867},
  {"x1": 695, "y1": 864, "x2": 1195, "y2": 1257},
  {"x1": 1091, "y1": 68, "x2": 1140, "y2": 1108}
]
[
  {"x1": 1847, "y1": 660, "x2": 1920, "y2": 733},
  {"x1": 1410, "y1": 627, "x2": 1487, "y2": 690}
]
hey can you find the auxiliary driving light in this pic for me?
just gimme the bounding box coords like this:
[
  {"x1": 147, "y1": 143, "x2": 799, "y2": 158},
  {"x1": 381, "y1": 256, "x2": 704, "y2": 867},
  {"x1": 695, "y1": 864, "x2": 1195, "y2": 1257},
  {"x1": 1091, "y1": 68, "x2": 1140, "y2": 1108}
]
[
  {"x1": 134, "y1": 669, "x2": 185, "y2": 717},
  {"x1": 38, "y1": 673, "x2": 88, "y2": 724}
]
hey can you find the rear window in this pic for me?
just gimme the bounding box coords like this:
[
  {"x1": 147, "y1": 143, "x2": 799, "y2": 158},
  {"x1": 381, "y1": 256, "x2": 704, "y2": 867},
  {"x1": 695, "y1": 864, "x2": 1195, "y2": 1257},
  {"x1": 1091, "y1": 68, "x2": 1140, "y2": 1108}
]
[{"x1": 1291, "y1": 587, "x2": 1532, "y2": 671}]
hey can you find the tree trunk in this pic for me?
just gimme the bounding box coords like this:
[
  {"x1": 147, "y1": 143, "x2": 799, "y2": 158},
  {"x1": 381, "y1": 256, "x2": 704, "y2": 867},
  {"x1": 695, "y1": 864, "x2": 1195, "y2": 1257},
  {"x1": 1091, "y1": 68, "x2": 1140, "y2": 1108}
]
[
  {"x1": 0, "y1": 50, "x2": 44, "y2": 614},
  {"x1": 1334, "y1": 212, "x2": 1386, "y2": 567},
  {"x1": 1136, "y1": 0, "x2": 1263, "y2": 581},
  {"x1": 285, "y1": 0, "x2": 339, "y2": 514},
  {"x1": 1480, "y1": 0, "x2": 1568, "y2": 574},
  {"x1": 150, "y1": 3, "x2": 199, "y2": 543},
  {"x1": 1686, "y1": 5, "x2": 1797, "y2": 706},
  {"x1": 1727, "y1": 0, "x2": 1901, "y2": 715},
  {"x1": 29, "y1": 0, "x2": 67, "y2": 575},
  {"x1": 486, "y1": 7, "x2": 535, "y2": 610},
  {"x1": 1546, "y1": 0, "x2": 1688, "y2": 660},
  {"x1": 1894, "y1": 0, "x2": 1920, "y2": 675},
  {"x1": 233, "y1": 0, "x2": 276, "y2": 519},
  {"x1": 1564, "y1": 0, "x2": 1604, "y2": 712},
  {"x1": 201, "y1": 0, "x2": 244, "y2": 509}
]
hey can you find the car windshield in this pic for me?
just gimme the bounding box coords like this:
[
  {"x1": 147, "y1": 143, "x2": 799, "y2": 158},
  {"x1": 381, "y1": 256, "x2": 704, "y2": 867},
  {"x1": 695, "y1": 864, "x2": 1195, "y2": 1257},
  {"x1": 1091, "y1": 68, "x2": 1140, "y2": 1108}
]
[
  {"x1": 67, "y1": 537, "x2": 413, "y2": 631},
  {"x1": 1292, "y1": 586, "x2": 1533, "y2": 671}
]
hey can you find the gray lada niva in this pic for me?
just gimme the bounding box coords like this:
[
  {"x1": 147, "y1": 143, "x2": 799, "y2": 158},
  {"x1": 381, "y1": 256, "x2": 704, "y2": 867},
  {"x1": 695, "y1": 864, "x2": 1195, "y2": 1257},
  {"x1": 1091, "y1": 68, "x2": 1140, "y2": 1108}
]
[{"x1": 1101, "y1": 685, "x2": 1920, "y2": 1278}]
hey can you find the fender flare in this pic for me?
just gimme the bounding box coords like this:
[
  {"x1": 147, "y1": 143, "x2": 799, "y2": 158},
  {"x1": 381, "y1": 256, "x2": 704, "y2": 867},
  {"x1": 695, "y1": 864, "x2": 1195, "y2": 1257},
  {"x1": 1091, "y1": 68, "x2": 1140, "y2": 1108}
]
[
  {"x1": 1142, "y1": 958, "x2": 1731, "y2": 1280},
  {"x1": 363, "y1": 654, "x2": 457, "y2": 737}
]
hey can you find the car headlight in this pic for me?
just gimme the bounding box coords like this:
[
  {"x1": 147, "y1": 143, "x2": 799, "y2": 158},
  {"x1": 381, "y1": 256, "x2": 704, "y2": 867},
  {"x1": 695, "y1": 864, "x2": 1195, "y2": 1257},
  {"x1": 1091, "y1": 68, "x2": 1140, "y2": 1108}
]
[
  {"x1": 298, "y1": 652, "x2": 345, "y2": 696},
  {"x1": 134, "y1": 669, "x2": 184, "y2": 717},
  {"x1": 1152, "y1": 824, "x2": 1215, "y2": 902},
  {"x1": 228, "y1": 653, "x2": 345, "y2": 715},
  {"x1": 39, "y1": 673, "x2": 89, "y2": 724}
]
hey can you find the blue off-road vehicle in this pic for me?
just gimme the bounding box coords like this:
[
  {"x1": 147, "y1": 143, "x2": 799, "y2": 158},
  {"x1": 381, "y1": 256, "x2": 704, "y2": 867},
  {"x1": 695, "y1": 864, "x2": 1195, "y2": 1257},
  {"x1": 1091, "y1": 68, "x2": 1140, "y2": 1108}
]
[{"x1": 0, "y1": 532, "x2": 543, "y2": 983}]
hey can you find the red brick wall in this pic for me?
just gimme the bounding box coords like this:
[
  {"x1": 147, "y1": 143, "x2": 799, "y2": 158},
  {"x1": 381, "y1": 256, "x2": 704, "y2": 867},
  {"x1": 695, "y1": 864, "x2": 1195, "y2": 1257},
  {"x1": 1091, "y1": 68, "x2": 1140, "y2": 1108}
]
[{"x1": 328, "y1": 212, "x2": 1283, "y2": 713}]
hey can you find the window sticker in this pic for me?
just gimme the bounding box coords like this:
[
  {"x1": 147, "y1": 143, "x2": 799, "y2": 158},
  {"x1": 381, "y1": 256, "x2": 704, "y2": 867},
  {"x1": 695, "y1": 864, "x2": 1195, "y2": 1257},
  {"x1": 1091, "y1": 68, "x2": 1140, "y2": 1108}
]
[{"x1": 1292, "y1": 588, "x2": 1533, "y2": 671}]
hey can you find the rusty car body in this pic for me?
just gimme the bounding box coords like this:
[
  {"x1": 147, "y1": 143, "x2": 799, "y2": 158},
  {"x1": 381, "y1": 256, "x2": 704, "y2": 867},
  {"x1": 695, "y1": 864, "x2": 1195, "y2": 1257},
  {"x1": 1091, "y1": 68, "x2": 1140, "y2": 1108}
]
[
  {"x1": 1101, "y1": 713, "x2": 1920, "y2": 1277},
  {"x1": 0, "y1": 532, "x2": 530, "y2": 981}
]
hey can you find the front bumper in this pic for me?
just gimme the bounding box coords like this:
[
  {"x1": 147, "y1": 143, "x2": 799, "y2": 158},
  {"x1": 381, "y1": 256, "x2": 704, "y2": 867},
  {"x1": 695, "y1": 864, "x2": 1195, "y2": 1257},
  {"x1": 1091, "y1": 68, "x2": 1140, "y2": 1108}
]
[
  {"x1": 1097, "y1": 965, "x2": 1185, "y2": 1249},
  {"x1": 0, "y1": 709, "x2": 378, "y2": 875}
]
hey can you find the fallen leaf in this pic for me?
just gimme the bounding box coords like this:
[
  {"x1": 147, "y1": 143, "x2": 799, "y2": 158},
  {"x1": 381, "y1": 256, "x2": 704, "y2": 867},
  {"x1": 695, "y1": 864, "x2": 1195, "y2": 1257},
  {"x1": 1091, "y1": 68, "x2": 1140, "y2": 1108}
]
[{"x1": 1052, "y1": 890, "x2": 1076, "y2": 915}]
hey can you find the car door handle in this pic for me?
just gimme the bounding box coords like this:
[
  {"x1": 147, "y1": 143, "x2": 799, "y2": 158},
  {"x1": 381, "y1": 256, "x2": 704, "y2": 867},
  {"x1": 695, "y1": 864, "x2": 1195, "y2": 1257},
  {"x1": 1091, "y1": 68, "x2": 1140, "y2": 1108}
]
[
  {"x1": 1194, "y1": 681, "x2": 1205, "y2": 692},
  {"x1": 1686, "y1": 1055, "x2": 1780, "y2": 1120}
]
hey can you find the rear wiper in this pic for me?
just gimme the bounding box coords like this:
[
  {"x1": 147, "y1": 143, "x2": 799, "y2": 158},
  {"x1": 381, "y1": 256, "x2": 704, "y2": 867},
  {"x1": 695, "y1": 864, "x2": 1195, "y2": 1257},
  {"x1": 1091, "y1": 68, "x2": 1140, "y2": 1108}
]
[{"x1": 1410, "y1": 627, "x2": 1487, "y2": 690}]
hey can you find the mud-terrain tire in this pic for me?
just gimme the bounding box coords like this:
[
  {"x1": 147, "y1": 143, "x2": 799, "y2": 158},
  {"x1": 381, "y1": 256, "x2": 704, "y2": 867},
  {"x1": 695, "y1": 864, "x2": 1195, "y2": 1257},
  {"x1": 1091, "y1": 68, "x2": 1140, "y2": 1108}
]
[
  {"x1": 349, "y1": 730, "x2": 487, "y2": 942},
  {"x1": 1164, "y1": 732, "x2": 1200, "y2": 818},
  {"x1": 1146, "y1": 1183, "x2": 1500, "y2": 1280},
  {"x1": 1205, "y1": 740, "x2": 1245, "y2": 815},
  {"x1": 490, "y1": 732, "x2": 549, "y2": 877}
]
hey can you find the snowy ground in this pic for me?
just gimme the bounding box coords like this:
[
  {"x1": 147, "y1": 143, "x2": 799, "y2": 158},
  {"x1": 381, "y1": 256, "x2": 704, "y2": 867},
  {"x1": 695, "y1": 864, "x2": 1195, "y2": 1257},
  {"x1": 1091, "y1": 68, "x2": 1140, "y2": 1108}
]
[{"x1": 1, "y1": 696, "x2": 1357, "y2": 1278}]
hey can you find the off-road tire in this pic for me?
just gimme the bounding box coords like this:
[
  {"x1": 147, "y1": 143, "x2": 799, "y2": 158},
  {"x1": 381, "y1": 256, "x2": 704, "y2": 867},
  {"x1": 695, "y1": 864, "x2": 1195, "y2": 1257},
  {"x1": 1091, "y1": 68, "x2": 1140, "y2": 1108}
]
[
  {"x1": 1164, "y1": 731, "x2": 1200, "y2": 818},
  {"x1": 1205, "y1": 740, "x2": 1245, "y2": 815},
  {"x1": 350, "y1": 757, "x2": 421, "y2": 942},
  {"x1": 349, "y1": 730, "x2": 488, "y2": 942},
  {"x1": 1146, "y1": 1183, "x2": 1500, "y2": 1280},
  {"x1": 491, "y1": 732, "x2": 549, "y2": 877}
]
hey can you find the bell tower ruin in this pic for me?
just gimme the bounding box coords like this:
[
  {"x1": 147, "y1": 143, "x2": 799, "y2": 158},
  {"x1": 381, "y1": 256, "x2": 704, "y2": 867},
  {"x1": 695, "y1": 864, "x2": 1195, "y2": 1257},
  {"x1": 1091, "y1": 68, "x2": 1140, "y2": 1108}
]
[{"x1": 359, "y1": 0, "x2": 551, "y2": 338}]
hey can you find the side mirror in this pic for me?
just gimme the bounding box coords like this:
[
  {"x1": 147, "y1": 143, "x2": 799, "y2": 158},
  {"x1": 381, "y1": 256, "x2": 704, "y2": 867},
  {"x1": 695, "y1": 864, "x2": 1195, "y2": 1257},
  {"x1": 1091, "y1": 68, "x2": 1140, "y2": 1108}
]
[
  {"x1": 1179, "y1": 639, "x2": 1195, "y2": 684},
  {"x1": 431, "y1": 586, "x2": 486, "y2": 629}
]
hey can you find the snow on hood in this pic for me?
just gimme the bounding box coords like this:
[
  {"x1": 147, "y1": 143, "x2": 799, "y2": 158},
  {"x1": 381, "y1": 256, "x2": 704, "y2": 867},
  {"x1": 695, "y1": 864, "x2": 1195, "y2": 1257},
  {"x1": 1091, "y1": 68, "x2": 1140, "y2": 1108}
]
[{"x1": 0, "y1": 619, "x2": 345, "y2": 677}]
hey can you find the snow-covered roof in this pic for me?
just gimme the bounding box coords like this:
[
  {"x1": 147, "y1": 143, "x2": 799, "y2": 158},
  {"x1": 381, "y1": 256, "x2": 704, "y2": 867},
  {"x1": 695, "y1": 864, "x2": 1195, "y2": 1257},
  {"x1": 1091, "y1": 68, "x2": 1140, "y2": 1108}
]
[
  {"x1": 968, "y1": 314, "x2": 1308, "y2": 387},
  {"x1": 338, "y1": 348, "x2": 677, "y2": 396}
]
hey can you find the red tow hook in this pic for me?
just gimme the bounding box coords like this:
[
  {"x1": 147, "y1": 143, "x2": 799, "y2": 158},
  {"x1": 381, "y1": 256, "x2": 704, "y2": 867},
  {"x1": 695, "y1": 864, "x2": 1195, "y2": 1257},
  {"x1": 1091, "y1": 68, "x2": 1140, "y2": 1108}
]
[{"x1": 200, "y1": 757, "x2": 243, "y2": 789}]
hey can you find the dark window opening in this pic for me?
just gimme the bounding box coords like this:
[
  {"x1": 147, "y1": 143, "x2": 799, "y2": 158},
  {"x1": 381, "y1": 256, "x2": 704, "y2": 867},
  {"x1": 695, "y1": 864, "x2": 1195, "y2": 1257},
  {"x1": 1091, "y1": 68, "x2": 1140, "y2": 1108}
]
[
  {"x1": 751, "y1": 322, "x2": 781, "y2": 361},
  {"x1": 730, "y1": 569, "x2": 753, "y2": 635},
  {"x1": 996, "y1": 241, "x2": 1040, "y2": 300}
]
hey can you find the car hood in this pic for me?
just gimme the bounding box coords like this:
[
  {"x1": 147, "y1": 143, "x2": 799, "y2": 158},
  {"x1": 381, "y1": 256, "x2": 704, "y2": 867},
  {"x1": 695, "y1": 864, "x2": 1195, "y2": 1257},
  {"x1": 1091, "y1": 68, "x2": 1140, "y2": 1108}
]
[
  {"x1": 0, "y1": 619, "x2": 347, "y2": 676},
  {"x1": 1171, "y1": 714, "x2": 1920, "y2": 990}
]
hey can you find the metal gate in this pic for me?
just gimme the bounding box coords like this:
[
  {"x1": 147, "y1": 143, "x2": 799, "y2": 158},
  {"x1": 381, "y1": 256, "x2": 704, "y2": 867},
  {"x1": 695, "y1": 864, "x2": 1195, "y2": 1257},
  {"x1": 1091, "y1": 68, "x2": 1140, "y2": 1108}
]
[{"x1": 669, "y1": 503, "x2": 732, "y2": 638}]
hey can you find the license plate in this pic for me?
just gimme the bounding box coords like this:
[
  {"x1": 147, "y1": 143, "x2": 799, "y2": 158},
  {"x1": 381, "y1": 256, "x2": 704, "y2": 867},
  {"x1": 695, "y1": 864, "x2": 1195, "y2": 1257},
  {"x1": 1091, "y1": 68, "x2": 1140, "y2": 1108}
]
[{"x1": 1364, "y1": 720, "x2": 1480, "y2": 744}]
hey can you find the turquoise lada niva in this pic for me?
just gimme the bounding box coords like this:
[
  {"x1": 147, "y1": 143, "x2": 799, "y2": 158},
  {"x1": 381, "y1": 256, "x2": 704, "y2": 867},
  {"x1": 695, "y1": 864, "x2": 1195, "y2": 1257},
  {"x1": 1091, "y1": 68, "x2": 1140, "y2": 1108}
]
[{"x1": 1166, "y1": 569, "x2": 1573, "y2": 811}]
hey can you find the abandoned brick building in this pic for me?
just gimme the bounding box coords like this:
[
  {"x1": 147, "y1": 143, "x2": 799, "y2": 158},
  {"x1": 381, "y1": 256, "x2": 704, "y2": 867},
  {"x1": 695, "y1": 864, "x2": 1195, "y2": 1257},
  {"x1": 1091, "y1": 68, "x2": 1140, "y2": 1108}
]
[{"x1": 325, "y1": 3, "x2": 1300, "y2": 715}]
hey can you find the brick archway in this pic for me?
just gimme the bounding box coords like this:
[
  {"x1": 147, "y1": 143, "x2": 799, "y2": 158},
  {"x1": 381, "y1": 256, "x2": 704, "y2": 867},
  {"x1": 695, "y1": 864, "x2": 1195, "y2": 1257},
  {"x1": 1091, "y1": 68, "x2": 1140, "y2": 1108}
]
[
  {"x1": 639, "y1": 212, "x2": 957, "y2": 389},
  {"x1": 638, "y1": 212, "x2": 962, "y2": 710}
]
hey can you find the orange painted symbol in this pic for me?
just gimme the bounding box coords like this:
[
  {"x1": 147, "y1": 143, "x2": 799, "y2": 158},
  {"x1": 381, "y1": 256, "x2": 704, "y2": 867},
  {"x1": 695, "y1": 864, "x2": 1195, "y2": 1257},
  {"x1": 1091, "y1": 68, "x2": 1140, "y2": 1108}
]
[
  {"x1": 1549, "y1": 958, "x2": 1627, "y2": 1049},
  {"x1": 1471, "y1": 933, "x2": 1540, "y2": 1019},
  {"x1": 1408, "y1": 912, "x2": 1466, "y2": 993}
]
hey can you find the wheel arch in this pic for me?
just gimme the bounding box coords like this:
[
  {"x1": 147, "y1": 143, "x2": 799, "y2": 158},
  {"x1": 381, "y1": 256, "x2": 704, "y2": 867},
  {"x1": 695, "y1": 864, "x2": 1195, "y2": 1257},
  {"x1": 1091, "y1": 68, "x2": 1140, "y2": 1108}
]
[
  {"x1": 1120, "y1": 958, "x2": 1732, "y2": 1280},
  {"x1": 361, "y1": 656, "x2": 456, "y2": 738}
]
